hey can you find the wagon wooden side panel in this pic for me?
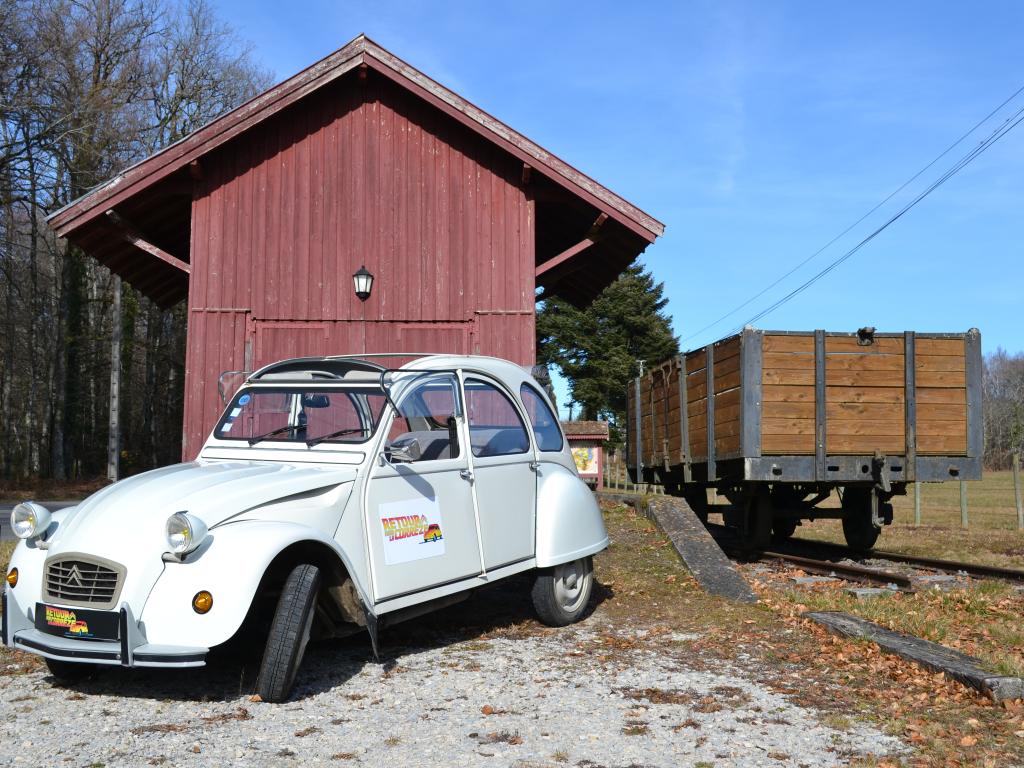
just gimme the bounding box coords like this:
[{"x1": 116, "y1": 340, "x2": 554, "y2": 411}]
[
  {"x1": 627, "y1": 328, "x2": 981, "y2": 487},
  {"x1": 761, "y1": 333, "x2": 815, "y2": 455}
]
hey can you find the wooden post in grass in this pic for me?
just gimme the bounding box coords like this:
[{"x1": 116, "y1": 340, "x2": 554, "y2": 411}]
[
  {"x1": 914, "y1": 481, "x2": 922, "y2": 527},
  {"x1": 1014, "y1": 451, "x2": 1023, "y2": 531},
  {"x1": 960, "y1": 480, "x2": 968, "y2": 529}
]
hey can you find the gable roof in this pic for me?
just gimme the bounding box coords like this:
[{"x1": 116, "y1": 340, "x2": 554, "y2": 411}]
[{"x1": 48, "y1": 35, "x2": 664, "y2": 307}]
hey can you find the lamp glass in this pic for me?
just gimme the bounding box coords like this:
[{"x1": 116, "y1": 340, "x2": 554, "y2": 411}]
[{"x1": 352, "y1": 266, "x2": 373, "y2": 300}]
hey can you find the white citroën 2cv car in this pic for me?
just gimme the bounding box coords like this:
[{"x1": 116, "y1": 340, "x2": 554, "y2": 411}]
[{"x1": 3, "y1": 354, "x2": 608, "y2": 701}]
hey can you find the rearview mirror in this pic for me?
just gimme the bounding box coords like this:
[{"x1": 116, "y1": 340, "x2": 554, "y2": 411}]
[
  {"x1": 302, "y1": 394, "x2": 330, "y2": 408},
  {"x1": 387, "y1": 437, "x2": 422, "y2": 464}
]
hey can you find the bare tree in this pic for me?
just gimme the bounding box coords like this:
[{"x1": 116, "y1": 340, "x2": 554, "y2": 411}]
[
  {"x1": 983, "y1": 349, "x2": 1024, "y2": 470},
  {"x1": 0, "y1": 0, "x2": 270, "y2": 482}
]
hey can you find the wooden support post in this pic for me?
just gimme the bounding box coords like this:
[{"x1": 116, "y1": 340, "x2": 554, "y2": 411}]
[
  {"x1": 914, "y1": 481, "x2": 922, "y2": 527},
  {"x1": 1014, "y1": 451, "x2": 1023, "y2": 531},
  {"x1": 960, "y1": 481, "x2": 968, "y2": 529}
]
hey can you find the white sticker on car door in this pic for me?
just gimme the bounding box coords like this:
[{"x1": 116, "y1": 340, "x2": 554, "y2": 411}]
[{"x1": 378, "y1": 497, "x2": 446, "y2": 565}]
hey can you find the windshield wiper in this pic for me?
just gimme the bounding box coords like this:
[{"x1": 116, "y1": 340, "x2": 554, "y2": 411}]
[
  {"x1": 247, "y1": 425, "x2": 296, "y2": 446},
  {"x1": 306, "y1": 428, "x2": 366, "y2": 448}
]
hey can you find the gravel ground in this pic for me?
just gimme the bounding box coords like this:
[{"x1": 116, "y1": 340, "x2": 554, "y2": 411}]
[{"x1": 0, "y1": 614, "x2": 903, "y2": 768}]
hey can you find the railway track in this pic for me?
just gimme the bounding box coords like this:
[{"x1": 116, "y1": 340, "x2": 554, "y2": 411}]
[
  {"x1": 597, "y1": 492, "x2": 1024, "y2": 591},
  {"x1": 776, "y1": 538, "x2": 1024, "y2": 585},
  {"x1": 704, "y1": 521, "x2": 1024, "y2": 590},
  {"x1": 757, "y1": 550, "x2": 914, "y2": 589}
]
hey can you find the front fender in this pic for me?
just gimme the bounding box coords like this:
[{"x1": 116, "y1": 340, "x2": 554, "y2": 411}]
[
  {"x1": 140, "y1": 520, "x2": 367, "y2": 648},
  {"x1": 4, "y1": 507, "x2": 80, "y2": 623},
  {"x1": 534, "y1": 464, "x2": 609, "y2": 567}
]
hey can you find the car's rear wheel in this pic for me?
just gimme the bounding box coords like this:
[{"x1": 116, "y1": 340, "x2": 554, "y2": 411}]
[
  {"x1": 255, "y1": 563, "x2": 321, "y2": 703},
  {"x1": 531, "y1": 556, "x2": 593, "y2": 627},
  {"x1": 45, "y1": 658, "x2": 98, "y2": 683}
]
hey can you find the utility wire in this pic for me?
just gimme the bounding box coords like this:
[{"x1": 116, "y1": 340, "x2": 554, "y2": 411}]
[
  {"x1": 733, "y1": 102, "x2": 1024, "y2": 331},
  {"x1": 682, "y1": 81, "x2": 1024, "y2": 345}
]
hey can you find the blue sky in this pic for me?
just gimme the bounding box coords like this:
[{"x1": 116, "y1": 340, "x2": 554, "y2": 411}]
[{"x1": 214, "y1": 0, "x2": 1023, "y2": 410}]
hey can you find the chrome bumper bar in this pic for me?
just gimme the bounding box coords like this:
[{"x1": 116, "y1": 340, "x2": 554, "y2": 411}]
[{"x1": 3, "y1": 589, "x2": 207, "y2": 668}]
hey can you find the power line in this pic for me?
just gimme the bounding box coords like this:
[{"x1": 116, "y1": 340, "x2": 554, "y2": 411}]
[
  {"x1": 682, "y1": 81, "x2": 1024, "y2": 345},
  {"x1": 733, "y1": 102, "x2": 1024, "y2": 331}
]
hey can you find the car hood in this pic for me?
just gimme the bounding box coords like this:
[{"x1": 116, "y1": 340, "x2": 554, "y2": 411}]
[{"x1": 47, "y1": 460, "x2": 357, "y2": 556}]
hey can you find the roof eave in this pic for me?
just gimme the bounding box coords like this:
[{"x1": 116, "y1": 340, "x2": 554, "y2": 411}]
[{"x1": 48, "y1": 34, "x2": 664, "y2": 246}]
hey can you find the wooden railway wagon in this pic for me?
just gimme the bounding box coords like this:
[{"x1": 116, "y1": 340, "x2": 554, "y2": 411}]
[{"x1": 626, "y1": 327, "x2": 982, "y2": 550}]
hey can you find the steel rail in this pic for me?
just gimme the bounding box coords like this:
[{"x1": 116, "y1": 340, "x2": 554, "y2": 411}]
[
  {"x1": 757, "y1": 551, "x2": 914, "y2": 590},
  {"x1": 786, "y1": 539, "x2": 1024, "y2": 584}
]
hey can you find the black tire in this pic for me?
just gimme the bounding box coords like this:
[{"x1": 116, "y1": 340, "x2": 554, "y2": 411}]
[
  {"x1": 45, "y1": 658, "x2": 98, "y2": 684},
  {"x1": 841, "y1": 488, "x2": 880, "y2": 551},
  {"x1": 771, "y1": 517, "x2": 799, "y2": 545},
  {"x1": 256, "y1": 563, "x2": 321, "y2": 703},
  {"x1": 531, "y1": 557, "x2": 593, "y2": 627}
]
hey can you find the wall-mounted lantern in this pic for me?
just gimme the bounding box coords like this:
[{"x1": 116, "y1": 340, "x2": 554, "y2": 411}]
[{"x1": 352, "y1": 265, "x2": 374, "y2": 301}]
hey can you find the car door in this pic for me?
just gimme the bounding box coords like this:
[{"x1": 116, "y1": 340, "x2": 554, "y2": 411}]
[
  {"x1": 364, "y1": 372, "x2": 482, "y2": 602},
  {"x1": 462, "y1": 375, "x2": 537, "y2": 570}
]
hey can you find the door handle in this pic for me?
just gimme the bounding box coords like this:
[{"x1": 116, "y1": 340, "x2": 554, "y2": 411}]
[
  {"x1": 460, "y1": 469, "x2": 474, "y2": 482},
  {"x1": 528, "y1": 461, "x2": 540, "y2": 471}
]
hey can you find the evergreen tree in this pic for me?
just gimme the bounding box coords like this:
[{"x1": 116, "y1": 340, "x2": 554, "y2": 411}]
[{"x1": 537, "y1": 264, "x2": 679, "y2": 437}]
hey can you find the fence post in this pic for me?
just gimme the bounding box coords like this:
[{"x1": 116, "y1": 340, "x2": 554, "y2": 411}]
[
  {"x1": 914, "y1": 481, "x2": 921, "y2": 527},
  {"x1": 1014, "y1": 451, "x2": 1023, "y2": 531},
  {"x1": 960, "y1": 480, "x2": 968, "y2": 529}
]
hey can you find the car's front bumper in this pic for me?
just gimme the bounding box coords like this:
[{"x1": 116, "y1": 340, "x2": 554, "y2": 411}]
[{"x1": 2, "y1": 588, "x2": 207, "y2": 668}]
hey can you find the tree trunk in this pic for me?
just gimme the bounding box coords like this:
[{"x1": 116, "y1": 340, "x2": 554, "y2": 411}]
[{"x1": 107, "y1": 276, "x2": 122, "y2": 481}]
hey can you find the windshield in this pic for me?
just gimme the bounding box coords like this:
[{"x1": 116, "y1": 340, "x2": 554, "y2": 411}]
[{"x1": 214, "y1": 386, "x2": 388, "y2": 446}]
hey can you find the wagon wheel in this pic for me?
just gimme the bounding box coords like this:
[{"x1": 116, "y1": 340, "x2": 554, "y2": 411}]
[
  {"x1": 769, "y1": 486, "x2": 805, "y2": 544},
  {"x1": 771, "y1": 518, "x2": 799, "y2": 545},
  {"x1": 741, "y1": 485, "x2": 773, "y2": 552},
  {"x1": 841, "y1": 487, "x2": 881, "y2": 552}
]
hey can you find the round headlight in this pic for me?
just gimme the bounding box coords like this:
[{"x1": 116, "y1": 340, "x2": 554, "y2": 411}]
[
  {"x1": 11, "y1": 501, "x2": 52, "y2": 540},
  {"x1": 164, "y1": 512, "x2": 208, "y2": 555}
]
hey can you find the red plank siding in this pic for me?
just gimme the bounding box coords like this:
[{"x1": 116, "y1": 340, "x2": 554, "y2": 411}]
[{"x1": 181, "y1": 73, "x2": 536, "y2": 458}]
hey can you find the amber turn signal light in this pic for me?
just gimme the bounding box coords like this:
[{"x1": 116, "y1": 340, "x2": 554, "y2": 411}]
[
  {"x1": 5, "y1": 568, "x2": 17, "y2": 588},
  {"x1": 192, "y1": 590, "x2": 213, "y2": 614}
]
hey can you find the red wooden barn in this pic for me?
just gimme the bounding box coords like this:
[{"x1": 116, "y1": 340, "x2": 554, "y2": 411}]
[{"x1": 48, "y1": 35, "x2": 663, "y2": 458}]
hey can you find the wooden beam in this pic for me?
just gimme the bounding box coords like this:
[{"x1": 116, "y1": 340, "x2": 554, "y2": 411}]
[
  {"x1": 188, "y1": 160, "x2": 203, "y2": 180},
  {"x1": 521, "y1": 163, "x2": 532, "y2": 185},
  {"x1": 535, "y1": 237, "x2": 595, "y2": 278},
  {"x1": 105, "y1": 210, "x2": 191, "y2": 274},
  {"x1": 534, "y1": 212, "x2": 610, "y2": 278}
]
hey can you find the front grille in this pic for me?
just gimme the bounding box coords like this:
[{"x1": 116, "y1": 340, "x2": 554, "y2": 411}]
[{"x1": 44, "y1": 555, "x2": 125, "y2": 609}]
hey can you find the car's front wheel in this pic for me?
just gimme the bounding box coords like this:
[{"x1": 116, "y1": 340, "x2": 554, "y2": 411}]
[
  {"x1": 531, "y1": 556, "x2": 594, "y2": 627},
  {"x1": 255, "y1": 563, "x2": 321, "y2": 703}
]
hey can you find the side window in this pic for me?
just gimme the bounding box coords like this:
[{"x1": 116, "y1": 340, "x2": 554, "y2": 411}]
[
  {"x1": 388, "y1": 375, "x2": 461, "y2": 461},
  {"x1": 520, "y1": 384, "x2": 563, "y2": 452},
  {"x1": 464, "y1": 379, "x2": 530, "y2": 458}
]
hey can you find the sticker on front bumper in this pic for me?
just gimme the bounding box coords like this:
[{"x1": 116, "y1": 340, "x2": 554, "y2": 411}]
[{"x1": 35, "y1": 603, "x2": 119, "y2": 640}]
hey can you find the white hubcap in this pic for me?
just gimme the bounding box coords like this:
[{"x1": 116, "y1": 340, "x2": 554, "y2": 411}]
[{"x1": 552, "y1": 559, "x2": 589, "y2": 613}]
